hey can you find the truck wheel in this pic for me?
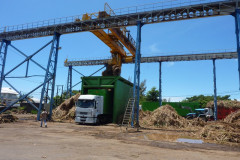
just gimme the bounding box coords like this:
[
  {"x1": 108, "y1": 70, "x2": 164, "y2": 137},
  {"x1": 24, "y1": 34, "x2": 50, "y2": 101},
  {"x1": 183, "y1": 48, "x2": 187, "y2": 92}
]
[
  {"x1": 204, "y1": 117, "x2": 208, "y2": 122},
  {"x1": 200, "y1": 116, "x2": 207, "y2": 122},
  {"x1": 97, "y1": 115, "x2": 104, "y2": 125},
  {"x1": 96, "y1": 116, "x2": 101, "y2": 125},
  {"x1": 186, "y1": 116, "x2": 192, "y2": 120}
]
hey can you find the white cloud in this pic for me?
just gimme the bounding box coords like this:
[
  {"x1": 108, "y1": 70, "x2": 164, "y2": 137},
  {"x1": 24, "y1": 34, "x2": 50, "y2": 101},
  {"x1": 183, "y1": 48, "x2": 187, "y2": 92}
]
[
  {"x1": 163, "y1": 97, "x2": 186, "y2": 102},
  {"x1": 167, "y1": 62, "x2": 175, "y2": 67},
  {"x1": 149, "y1": 43, "x2": 161, "y2": 53}
]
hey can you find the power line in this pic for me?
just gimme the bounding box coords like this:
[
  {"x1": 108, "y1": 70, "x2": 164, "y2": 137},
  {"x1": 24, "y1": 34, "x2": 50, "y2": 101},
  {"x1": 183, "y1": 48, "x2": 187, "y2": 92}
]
[{"x1": 14, "y1": 78, "x2": 43, "y2": 84}]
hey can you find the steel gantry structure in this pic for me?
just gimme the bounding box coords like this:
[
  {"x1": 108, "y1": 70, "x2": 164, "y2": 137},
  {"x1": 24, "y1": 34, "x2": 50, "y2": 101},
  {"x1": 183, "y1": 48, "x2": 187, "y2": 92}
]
[
  {"x1": 65, "y1": 65, "x2": 105, "y2": 98},
  {"x1": 0, "y1": 0, "x2": 240, "y2": 123},
  {"x1": 0, "y1": 32, "x2": 61, "y2": 120},
  {"x1": 65, "y1": 50, "x2": 237, "y2": 123},
  {"x1": 64, "y1": 51, "x2": 237, "y2": 66}
]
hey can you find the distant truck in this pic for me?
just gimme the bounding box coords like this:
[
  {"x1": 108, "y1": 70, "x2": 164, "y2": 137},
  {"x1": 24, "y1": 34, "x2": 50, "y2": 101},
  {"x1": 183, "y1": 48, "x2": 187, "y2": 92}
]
[
  {"x1": 75, "y1": 76, "x2": 133, "y2": 124},
  {"x1": 186, "y1": 108, "x2": 214, "y2": 121},
  {"x1": 186, "y1": 106, "x2": 240, "y2": 121}
]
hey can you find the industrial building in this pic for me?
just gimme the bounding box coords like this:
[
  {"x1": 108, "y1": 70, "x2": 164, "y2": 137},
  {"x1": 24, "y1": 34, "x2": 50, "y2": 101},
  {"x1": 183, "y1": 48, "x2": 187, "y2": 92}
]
[{"x1": 0, "y1": 87, "x2": 18, "y2": 106}]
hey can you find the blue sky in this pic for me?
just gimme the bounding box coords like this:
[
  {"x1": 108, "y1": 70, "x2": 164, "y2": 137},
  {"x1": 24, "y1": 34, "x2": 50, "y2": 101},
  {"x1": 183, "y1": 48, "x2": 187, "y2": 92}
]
[{"x1": 0, "y1": 0, "x2": 239, "y2": 101}]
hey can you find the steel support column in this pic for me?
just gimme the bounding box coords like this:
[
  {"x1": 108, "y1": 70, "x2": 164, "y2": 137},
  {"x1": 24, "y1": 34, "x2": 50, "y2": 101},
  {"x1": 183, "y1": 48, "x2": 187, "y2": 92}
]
[
  {"x1": 70, "y1": 65, "x2": 105, "y2": 90},
  {"x1": 159, "y1": 62, "x2": 162, "y2": 107},
  {"x1": 234, "y1": 9, "x2": 240, "y2": 90},
  {"x1": 213, "y1": 59, "x2": 218, "y2": 121},
  {"x1": 0, "y1": 40, "x2": 53, "y2": 114},
  {"x1": 37, "y1": 32, "x2": 61, "y2": 120},
  {"x1": 0, "y1": 40, "x2": 10, "y2": 102},
  {"x1": 131, "y1": 21, "x2": 142, "y2": 128},
  {"x1": 66, "y1": 65, "x2": 73, "y2": 98}
]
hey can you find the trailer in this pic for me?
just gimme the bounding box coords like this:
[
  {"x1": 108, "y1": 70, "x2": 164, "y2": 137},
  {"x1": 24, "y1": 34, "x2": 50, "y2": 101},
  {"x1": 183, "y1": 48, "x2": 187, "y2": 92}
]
[
  {"x1": 75, "y1": 76, "x2": 133, "y2": 124},
  {"x1": 187, "y1": 100, "x2": 240, "y2": 121}
]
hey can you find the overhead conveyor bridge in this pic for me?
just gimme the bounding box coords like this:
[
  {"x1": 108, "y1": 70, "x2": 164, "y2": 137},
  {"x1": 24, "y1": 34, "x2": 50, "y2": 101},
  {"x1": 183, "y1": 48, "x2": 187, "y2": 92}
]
[
  {"x1": 64, "y1": 51, "x2": 237, "y2": 66},
  {"x1": 0, "y1": 0, "x2": 238, "y2": 41}
]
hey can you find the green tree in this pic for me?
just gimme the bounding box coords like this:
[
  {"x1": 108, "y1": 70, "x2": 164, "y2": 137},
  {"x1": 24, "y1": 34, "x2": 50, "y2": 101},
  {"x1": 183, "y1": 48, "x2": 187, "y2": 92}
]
[
  {"x1": 146, "y1": 87, "x2": 159, "y2": 102},
  {"x1": 182, "y1": 94, "x2": 230, "y2": 107},
  {"x1": 54, "y1": 90, "x2": 80, "y2": 106},
  {"x1": 53, "y1": 95, "x2": 64, "y2": 107},
  {"x1": 72, "y1": 90, "x2": 80, "y2": 95},
  {"x1": 62, "y1": 90, "x2": 80, "y2": 99},
  {"x1": 140, "y1": 79, "x2": 147, "y2": 101}
]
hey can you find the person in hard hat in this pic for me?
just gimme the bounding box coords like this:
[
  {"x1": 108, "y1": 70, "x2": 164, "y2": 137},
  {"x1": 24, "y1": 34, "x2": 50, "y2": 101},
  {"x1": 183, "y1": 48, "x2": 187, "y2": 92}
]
[{"x1": 40, "y1": 108, "x2": 48, "y2": 128}]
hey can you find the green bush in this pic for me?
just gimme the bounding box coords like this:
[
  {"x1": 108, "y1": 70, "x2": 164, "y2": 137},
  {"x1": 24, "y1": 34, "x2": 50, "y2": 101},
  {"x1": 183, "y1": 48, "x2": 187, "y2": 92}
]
[
  {"x1": 141, "y1": 101, "x2": 200, "y2": 117},
  {"x1": 19, "y1": 106, "x2": 26, "y2": 110},
  {"x1": 3, "y1": 110, "x2": 11, "y2": 114},
  {"x1": 11, "y1": 108, "x2": 18, "y2": 113},
  {"x1": 31, "y1": 110, "x2": 38, "y2": 114}
]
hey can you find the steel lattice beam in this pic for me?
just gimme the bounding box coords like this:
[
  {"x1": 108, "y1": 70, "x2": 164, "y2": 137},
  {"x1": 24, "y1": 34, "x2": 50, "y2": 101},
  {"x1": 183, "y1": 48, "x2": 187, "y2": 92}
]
[
  {"x1": 66, "y1": 66, "x2": 105, "y2": 98},
  {"x1": 66, "y1": 66, "x2": 73, "y2": 98},
  {"x1": 131, "y1": 21, "x2": 142, "y2": 128},
  {"x1": 0, "y1": 40, "x2": 10, "y2": 102},
  {"x1": 64, "y1": 51, "x2": 237, "y2": 67},
  {"x1": 159, "y1": 62, "x2": 162, "y2": 107},
  {"x1": 234, "y1": 9, "x2": 240, "y2": 89},
  {"x1": 37, "y1": 32, "x2": 61, "y2": 120},
  {"x1": 0, "y1": 39, "x2": 55, "y2": 114},
  {"x1": 213, "y1": 59, "x2": 218, "y2": 120},
  {"x1": 0, "y1": 0, "x2": 238, "y2": 41}
]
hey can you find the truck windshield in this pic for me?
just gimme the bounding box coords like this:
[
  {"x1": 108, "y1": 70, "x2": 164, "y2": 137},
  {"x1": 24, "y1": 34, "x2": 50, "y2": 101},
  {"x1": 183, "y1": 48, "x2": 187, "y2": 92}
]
[{"x1": 77, "y1": 100, "x2": 95, "y2": 108}]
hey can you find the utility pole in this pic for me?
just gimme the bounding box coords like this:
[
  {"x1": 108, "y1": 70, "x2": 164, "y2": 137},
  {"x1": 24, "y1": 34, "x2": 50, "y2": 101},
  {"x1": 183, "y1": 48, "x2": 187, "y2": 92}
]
[
  {"x1": 61, "y1": 85, "x2": 63, "y2": 103},
  {"x1": 56, "y1": 85, "x2": 63, "y2": 106}
]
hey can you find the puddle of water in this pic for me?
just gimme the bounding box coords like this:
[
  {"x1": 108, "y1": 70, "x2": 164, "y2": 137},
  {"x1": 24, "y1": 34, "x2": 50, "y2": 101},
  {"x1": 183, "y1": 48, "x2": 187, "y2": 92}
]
[
  {"x1": 177, "y1": 138, "x2": 203, "y2": 144},
  {"x1": 139, "y1": 133, "x2": 178, "y2": 142},
  {"x1": 138, "y1": 133, "x2": 204, "y2": 144}
]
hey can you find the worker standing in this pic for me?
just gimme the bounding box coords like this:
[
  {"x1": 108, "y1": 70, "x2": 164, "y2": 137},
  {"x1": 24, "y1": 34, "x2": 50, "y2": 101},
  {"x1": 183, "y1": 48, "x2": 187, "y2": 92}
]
[{"x1": 40, "y1": 108, "x2": 48, "y2": 128}]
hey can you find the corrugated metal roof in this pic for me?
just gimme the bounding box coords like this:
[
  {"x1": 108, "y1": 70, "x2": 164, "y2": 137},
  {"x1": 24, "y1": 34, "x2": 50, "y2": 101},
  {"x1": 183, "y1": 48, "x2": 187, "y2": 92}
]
[
  {"x1": 1, "y1": 87, "x2": 19, "y2": 95},
  {"x1": 31, "y1": 98, "x2": 40, "y2": 103}
]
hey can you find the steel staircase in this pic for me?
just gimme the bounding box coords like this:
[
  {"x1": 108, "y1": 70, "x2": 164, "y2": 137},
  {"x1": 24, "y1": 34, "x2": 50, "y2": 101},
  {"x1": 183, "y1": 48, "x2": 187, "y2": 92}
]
[{"x1": 121, "y1": 98, "x2": 135, "y2": 129}]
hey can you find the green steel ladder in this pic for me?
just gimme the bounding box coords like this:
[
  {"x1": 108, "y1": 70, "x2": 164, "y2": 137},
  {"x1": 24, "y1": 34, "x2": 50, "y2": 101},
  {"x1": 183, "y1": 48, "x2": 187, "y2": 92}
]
[{"x1": 121, "y1": 98, "x2": 135, "y2": 130}]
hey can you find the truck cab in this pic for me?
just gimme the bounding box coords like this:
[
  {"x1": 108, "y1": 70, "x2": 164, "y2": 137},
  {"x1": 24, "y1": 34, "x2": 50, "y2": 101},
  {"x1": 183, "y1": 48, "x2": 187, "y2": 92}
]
[
  {"x1": 186, "y1": 108, "x2": 213, "y2": 121},
  {"x1": 75, "y1": 95, "x2": 103, "y2": 124}
]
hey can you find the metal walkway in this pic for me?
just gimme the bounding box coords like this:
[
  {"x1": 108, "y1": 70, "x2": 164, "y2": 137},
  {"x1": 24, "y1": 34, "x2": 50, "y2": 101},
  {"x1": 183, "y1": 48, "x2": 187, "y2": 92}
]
[
  {"x1": 64, "y1": 51, "x2": 237, "y2": 66},
  {"x1": 0, "y1": 0, "x2": 238, "y2": 41}
]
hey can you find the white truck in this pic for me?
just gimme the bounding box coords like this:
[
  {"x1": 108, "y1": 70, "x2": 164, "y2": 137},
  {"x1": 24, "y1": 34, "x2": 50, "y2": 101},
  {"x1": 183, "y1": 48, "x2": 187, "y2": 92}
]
[{"x1": 75, "y1": 95, "x2": 105, "y2": 124}]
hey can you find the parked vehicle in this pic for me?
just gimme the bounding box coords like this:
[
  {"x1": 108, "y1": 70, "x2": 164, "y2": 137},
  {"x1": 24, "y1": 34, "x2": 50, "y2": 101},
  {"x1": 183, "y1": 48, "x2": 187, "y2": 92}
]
[
  {"x1": 75, "y1": 95, "x2": 110, "y2": 124},
  {"x1": 75, "y1": 76, "x2": 133, "y2": 124},
  {"x1": 186, "y1": 108, "x2": 213, "y2": 121}
]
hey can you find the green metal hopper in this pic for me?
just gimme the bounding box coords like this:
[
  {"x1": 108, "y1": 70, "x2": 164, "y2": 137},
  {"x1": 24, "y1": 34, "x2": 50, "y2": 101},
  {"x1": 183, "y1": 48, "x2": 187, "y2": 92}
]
[{"x1": 81, "y1": 76, "x2": 133, "y2": 123}]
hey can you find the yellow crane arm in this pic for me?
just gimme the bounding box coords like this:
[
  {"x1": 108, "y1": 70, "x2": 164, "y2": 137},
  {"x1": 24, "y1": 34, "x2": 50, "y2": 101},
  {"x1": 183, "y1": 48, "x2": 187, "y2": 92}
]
[
  {"x1": 80, "y1": 3, "x2": 137, "y2": 75},
  {"x1": 91, "y1": 30, "x2": 127, "y2": 57},
  {"x1": 109, "y1": 28, "x2": 136, "y2": 57}
]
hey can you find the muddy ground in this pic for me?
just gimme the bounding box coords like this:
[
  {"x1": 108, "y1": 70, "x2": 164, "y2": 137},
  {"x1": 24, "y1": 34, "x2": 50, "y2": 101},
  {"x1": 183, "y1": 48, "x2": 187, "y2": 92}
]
[{"x1": 0, "y1": 114, "x2": 239, "y2": 160}]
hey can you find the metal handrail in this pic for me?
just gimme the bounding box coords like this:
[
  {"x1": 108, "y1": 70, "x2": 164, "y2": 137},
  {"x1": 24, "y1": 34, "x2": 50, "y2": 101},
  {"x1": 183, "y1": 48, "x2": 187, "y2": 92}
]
[
  {"x1": 142, "y1": 48, "x2": 236, "y2": 57},
  {"x1": 0, "y1": 0, "x2": 232, "y2": 33}
]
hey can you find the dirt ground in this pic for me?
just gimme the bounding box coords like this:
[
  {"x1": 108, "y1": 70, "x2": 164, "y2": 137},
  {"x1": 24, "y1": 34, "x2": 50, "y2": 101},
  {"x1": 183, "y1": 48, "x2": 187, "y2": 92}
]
[{"x1": 0, "y1": 114, "x2": 239, "y2": 160}]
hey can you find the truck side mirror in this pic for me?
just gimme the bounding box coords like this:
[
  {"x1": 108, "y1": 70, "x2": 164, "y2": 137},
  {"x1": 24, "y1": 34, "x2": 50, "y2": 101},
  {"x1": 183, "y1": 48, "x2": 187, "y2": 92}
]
[{"x1": 94, "y1": 101, "x2": 97, "y2": 109}]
